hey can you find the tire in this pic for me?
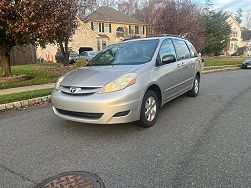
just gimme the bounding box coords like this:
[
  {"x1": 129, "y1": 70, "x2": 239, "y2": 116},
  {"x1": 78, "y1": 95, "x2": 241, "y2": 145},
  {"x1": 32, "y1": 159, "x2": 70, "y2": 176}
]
[
  {"x1": 187, "y1": 75, "x2": 200, "y2": 97},
  {"x1": 241, "y1": 64, "x2": 247, "y2": 69},
  {"x1": 138, "y1": 90, "x2": 159, "y2": 128}
]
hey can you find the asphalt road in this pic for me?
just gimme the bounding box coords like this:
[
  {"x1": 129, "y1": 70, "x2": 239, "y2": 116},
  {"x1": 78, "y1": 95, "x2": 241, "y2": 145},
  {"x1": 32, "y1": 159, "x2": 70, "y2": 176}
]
[{"x1": 1, "y1": 70, "x2": 251, "y2": 188}]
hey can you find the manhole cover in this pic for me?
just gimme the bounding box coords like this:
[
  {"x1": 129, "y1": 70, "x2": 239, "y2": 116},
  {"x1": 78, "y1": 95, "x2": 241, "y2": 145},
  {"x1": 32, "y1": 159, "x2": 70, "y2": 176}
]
[{"x1": 36, "y1": 171, "x2": 105, "y2": 188}]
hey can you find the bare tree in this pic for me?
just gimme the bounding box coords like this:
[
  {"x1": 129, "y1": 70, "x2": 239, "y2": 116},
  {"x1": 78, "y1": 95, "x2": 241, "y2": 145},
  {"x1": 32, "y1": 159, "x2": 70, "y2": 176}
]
[
  {"x1": 117, "y1": 0, "x2": 139, "y2": 16},
  {"x1": 133, "y1": 0, "x2": 166, "y2": 36},
  {"x1": 152, "y1": 0, "x2": 204, "y2": 50},
  {"x1": 78, "y1": 0, "x2": 97, "y2": 17},
  {"x1": 98, "y1": 0, "x2": 117, "y2": 7}
]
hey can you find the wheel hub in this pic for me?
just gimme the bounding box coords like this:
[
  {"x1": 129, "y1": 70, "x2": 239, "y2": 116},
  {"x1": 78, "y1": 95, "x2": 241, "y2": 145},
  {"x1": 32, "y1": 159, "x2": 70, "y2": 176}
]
[
  {"x1": 145, "y1": 96, "x2": 157, "y2": 122},
  {"x1": 194, "y1": 79, "x2": 199, "y2": 94}
]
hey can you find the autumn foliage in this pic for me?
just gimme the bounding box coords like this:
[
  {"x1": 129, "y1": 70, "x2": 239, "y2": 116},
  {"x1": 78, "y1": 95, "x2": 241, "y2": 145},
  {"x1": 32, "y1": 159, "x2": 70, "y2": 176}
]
[{"x1": 0, "y1": 0, "x2": 78, "y2": 77}]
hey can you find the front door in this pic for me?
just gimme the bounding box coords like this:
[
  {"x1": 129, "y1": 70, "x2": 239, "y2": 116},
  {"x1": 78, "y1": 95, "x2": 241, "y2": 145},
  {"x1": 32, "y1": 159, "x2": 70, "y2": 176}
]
[{"x1": 155, "y1": 39, "x2": 182, "y2": 103}]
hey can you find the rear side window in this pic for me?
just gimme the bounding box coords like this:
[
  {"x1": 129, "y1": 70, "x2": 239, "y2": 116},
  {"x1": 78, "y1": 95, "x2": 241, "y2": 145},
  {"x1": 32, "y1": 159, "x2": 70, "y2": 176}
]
[
  {"x1": 159, "y1": 39, "x2": 176, "y2": 61},
  {"x1": 186, "y1": 41, "x2": 198, "y2": 58},
  {"x1": 173, "y1": 39, "x2": 191, "y2": 61}
]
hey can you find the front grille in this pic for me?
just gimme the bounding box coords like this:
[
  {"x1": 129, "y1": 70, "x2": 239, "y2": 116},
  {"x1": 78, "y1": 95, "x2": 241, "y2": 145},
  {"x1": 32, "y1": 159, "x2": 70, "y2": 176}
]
[
  {"x1": 59, "y1": 85, "x2": 101, "y2": 95},
  {"x1": 56, "y1": 108, "x2": 103, "y2": 120}
]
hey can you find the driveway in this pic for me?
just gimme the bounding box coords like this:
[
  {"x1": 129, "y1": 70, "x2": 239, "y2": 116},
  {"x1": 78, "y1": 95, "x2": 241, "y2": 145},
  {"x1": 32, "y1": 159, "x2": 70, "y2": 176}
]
[{"x1": 0, "y1": 70, "x2": 251, "y2": 187}]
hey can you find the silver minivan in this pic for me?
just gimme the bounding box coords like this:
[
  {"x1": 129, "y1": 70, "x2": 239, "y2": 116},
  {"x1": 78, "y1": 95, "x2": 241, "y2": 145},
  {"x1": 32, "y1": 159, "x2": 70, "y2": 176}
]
[{"x1": 52, "y1": 36, "x2": 201, "y2": 128}]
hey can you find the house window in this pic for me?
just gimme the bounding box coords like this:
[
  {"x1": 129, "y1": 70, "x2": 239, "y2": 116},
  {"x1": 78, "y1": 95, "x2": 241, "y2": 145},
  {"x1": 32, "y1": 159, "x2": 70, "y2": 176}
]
[
  {"x1": 109, "y1": 24, "x2": 112, "y2": 33},
  {"x1": 232, "y1": 31, "x2": 238, "y2": 38},
  {"x1": 116, "y1": 27, "x2": 125, "y2": 37},
  {"x1": 93, "y1": 22, "x2": 99, "y2": 32},
  {"x1": 143, "y1": 26, "x2": 145, "y2": 35},
  {"x1": 99, "y1": 23, "x2": 102, "y2": 32},
  {"x1": 102, "y1": 40, "x2": 107, "y2": 49},
  {"x1": 129, "y1": 25, "x2": 135, "y2": 34},
  {"x1": 139, "y1": 26, "x2": 143, "y2": 34},
  {"x1": 91, "y1": 22, "x2": 94, "y2": 30},
  {"x1": 135, "y1": 26, "x2": 139, "y2": 34},
  {"x1": 102, "y1": 23, "x2": 104, "y2": 32},
  {"x1": 104, "y1": 23, "x2": 109, "y2": 33}
]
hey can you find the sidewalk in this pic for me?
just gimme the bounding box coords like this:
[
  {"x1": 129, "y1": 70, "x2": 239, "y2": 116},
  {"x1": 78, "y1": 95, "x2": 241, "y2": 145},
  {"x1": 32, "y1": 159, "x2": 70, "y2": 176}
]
[{"x1": 0, "y1": 83, "x2": 55, "y2": 95}]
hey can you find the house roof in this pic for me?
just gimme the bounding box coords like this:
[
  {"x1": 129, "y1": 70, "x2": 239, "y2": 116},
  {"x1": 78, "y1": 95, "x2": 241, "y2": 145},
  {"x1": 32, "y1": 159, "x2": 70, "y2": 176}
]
[
  {"x1": 84, "y1": 7, "x2": 147, "y2": 25},
  {"x1": 241, "y1": 30, "x2": 251, "y2": 41},
  {"x1": 227, "y1": 15, "x2": 242, "y2": 30}
]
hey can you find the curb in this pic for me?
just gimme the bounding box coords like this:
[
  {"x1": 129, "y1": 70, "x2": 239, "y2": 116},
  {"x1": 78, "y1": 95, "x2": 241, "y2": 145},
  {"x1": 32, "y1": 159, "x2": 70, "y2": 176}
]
[
  {"x1": 0, "y1": 95, "x2": 51, "y2": 112},
  {"x1": 202, "y1": 67, "x2": 240, "y2": 74}
]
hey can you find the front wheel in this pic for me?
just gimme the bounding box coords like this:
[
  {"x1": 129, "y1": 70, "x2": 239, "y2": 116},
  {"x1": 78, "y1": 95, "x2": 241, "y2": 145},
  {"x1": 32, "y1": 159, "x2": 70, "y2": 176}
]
[
  {"x1": 139, "y1": 90, "x2": 159, "y2": 128},
  {"x1": 187, "y1": 75, "x2": 200, "y2": 97},
  {"x1": 241, "y1": 64, "x2": 247, "y2": 69}
]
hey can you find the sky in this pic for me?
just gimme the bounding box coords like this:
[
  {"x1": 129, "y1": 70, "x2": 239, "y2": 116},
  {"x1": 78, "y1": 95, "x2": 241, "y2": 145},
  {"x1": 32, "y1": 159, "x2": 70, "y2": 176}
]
[
  {"x1": 193, "y1": 0, "x2": 251, "y2": 27},
  {"x1": 193, "y1": 0, "x2": 251, "y2": 11}
]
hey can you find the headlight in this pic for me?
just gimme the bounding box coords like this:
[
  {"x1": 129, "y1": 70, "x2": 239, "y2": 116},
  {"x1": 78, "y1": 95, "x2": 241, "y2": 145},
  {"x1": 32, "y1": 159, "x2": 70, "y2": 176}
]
[
  {"x1": 99, "y1": 73, "x2": 137, "y2": 93},
  {"x1": 55, "y1": 76, "x2": 64, "y2": 90}
]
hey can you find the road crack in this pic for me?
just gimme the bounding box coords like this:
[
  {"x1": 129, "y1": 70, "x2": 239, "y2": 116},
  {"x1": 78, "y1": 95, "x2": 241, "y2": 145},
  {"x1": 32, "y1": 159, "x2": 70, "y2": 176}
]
[{"x1": 0, "y1": 163, "x2": 37, "y2": 185}]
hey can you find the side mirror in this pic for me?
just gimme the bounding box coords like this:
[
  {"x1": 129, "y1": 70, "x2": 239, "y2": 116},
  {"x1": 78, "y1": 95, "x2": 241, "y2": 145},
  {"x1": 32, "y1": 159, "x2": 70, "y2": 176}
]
[{"x1": 162, "y1": 55, "x2": 176, "y2": 65}]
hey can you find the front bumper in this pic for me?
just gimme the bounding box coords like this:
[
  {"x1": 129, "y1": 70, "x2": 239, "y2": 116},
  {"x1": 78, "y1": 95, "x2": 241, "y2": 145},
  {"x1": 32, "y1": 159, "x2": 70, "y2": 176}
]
[{"x1": 51, "y1": 88, "x2": 143, "y2": 124}]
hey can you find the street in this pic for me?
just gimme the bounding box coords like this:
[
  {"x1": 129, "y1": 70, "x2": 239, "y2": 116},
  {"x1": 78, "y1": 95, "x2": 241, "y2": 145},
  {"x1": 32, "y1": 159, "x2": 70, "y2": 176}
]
[{"x1": 1, "y1": 70, "x2": 251, "y2": 187}]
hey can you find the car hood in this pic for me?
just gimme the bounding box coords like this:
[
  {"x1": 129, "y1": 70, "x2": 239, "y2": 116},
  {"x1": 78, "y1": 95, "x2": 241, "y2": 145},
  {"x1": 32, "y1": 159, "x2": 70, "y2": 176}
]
[{"x1": 60, "y1": 65, "x2": 141, "y2": 87}]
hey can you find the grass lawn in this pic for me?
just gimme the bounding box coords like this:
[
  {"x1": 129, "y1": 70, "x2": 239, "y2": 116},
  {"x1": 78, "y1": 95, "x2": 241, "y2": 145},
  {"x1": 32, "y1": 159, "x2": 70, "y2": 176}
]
[
  {"x1": 0, "y1": 63, "x2": 73, "y2": 90},
  {"x1": 204, "y1": 56, "x2": 247, "y2": 67},
  {"x1": 0, "y1": 88, "x2": 53, "y2": 104}
]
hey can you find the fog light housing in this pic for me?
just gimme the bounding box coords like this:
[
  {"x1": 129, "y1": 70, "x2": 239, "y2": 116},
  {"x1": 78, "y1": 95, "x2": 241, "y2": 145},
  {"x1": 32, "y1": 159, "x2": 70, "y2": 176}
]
[{"x1": 113, "y1": 110, "x2": 131, "y2": 117}]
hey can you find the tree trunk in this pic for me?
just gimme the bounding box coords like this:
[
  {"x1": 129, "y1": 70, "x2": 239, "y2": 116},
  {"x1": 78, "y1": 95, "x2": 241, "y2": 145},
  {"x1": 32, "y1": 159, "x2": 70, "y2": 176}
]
[
  {"x1": 0, "y1": 52, "x2": 12, "y2": 77},
  {"x1": 59, "y1": 41, "x2": 69, "y2": 66},
  {"x1": 62, "y1": 53, "x2": 69, "y2": 66}
]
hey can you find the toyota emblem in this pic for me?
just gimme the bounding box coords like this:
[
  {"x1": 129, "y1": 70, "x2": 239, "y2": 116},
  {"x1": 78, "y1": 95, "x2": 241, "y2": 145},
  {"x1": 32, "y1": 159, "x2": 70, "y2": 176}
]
[{"x1": 70, "y1": 87, "x2": 81, "y2": 93}]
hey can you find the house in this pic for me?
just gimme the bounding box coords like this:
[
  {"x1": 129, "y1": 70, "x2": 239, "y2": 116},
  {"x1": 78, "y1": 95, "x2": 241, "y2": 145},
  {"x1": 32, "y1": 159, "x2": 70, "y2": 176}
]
[
  {"x1": 226, "y1": 15, "x2": 251, "y2": 55},
  {"x1": 36, "y1": 7, "x2": 148, "y2": 62}
]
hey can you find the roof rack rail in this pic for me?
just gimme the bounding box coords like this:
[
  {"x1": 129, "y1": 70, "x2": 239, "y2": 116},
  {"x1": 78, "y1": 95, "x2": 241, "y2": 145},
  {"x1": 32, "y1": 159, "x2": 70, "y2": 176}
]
[{"x1": 159, "y1": 34, "x2": 185, "y2": 38}]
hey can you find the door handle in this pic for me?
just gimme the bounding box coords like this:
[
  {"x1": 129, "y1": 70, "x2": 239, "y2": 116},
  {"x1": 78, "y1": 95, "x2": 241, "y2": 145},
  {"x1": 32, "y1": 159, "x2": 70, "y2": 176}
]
[{"x1": 178, "y1": 62, "x2": 184, "y2": 68}]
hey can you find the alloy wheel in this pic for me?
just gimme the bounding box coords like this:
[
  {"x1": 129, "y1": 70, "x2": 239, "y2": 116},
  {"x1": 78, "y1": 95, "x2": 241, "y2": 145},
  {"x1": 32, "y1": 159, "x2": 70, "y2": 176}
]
[{"x1": 145, "y1": 96, "x2": 157, "y2": 122}]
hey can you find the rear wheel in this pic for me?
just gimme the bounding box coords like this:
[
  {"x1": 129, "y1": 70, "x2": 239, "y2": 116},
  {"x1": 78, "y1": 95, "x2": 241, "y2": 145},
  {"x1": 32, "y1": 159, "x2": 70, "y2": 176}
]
[
  {"x1": 139, "y1": 90, "x2": 159, "y2": 128},
  {"x1": 187, "y1": 75, "x2": 200, "y2": 97}
]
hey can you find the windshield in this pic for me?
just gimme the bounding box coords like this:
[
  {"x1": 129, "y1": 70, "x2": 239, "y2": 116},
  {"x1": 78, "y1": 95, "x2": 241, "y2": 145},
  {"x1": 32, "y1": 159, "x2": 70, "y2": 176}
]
[
  {"x1": 89, "y1": 51, "x2": 98, "y2": 56},
  {"x1": 88, "y1": 39, "x2": 159, "y2": 66}
]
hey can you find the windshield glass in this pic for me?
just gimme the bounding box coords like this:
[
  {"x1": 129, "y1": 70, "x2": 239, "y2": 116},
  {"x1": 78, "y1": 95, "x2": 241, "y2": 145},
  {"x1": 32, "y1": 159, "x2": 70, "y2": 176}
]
[
  {"x1": 88, "y1": 39, "x2": 159, "y2": 66},
  {"x1": 89, "y1": 51, "x2": 98, "y2": 56}
]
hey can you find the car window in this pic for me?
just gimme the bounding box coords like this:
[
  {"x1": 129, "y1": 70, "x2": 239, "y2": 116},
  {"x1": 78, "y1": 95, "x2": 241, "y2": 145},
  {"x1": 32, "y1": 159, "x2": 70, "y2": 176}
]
[
  {"x1": 173, "y1": 39, "x2": 191, "y2": 61},
  {"x1": 70, "y1": 51, "x2": 78, "y2": 56},
  {"x1": 81, "y1": 52, "x2": 87, "y2": 56},
  {"x1": 159, "y1": 39, "x2": 177, "y2": 62},
  {"x1": 89, "y1": 52, "x2": 97, "y2": 56},
  {"x1": 186, "y1": 41, "x2": 198, "y2": 58}
]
